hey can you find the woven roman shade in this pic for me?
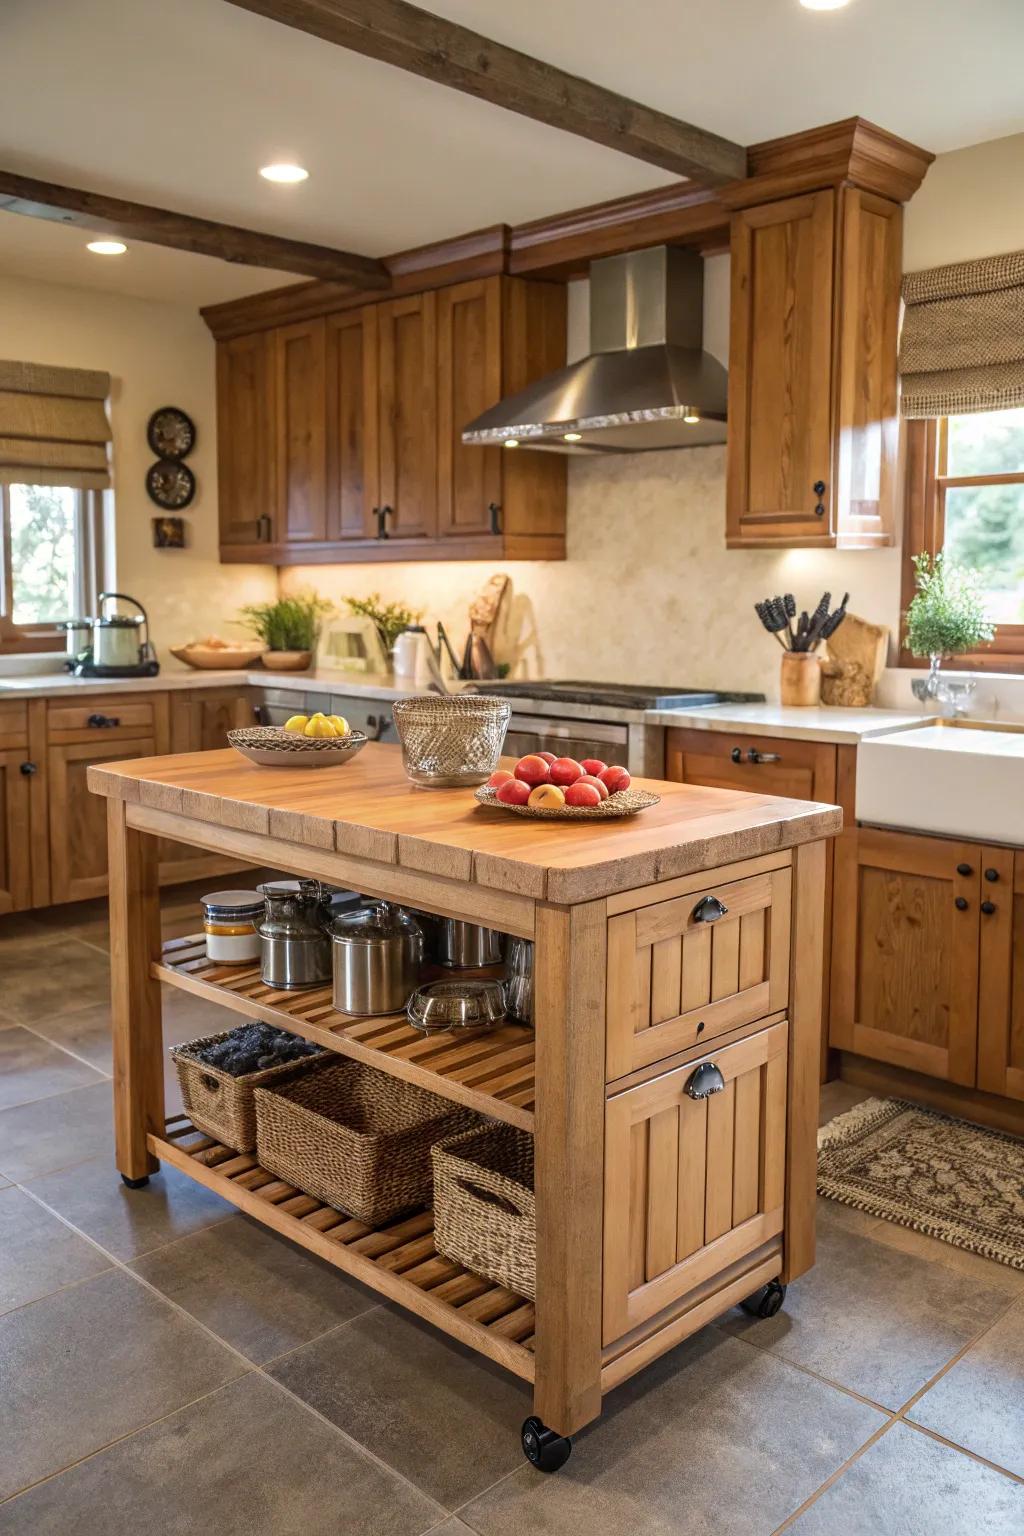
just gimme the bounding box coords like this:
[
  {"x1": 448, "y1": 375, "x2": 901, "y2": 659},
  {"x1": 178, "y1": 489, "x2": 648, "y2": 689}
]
[
  {"x1": 899, "y1": 250, "x2": 1024, "y2": 418},
  {"x1": 0, "y1": 359, "x2": 112, "y2": 488}
]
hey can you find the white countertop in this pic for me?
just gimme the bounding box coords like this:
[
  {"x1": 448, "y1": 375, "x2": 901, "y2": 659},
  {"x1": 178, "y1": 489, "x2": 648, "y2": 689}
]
[
  {"x1": 644, "y1": 701, "x2": 932, "y2": 744},
  {"x1": 0, "y1": 667, "x2": 417, "y2": 702}
]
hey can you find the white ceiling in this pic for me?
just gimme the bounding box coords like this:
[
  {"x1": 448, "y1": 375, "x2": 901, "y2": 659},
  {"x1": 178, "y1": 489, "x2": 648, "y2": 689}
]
[{"x1": 1, "y1": 0, "x2": 1022, "y2": 309}]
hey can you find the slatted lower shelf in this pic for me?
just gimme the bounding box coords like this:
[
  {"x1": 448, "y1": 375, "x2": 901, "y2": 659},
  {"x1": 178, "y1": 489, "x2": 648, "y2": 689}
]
[
  {"x1": 152, "y1": 1118, "x2": 536, "y2": 1381},
  {"x1": 154, "y1": 937, "x2": 535, "y2": 1130}
]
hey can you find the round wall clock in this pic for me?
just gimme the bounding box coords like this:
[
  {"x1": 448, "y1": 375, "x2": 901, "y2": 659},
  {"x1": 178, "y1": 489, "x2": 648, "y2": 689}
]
[
  {"x1": 146, "y1": 458, "x2": 196, "y2": 510},
  {"x1": 147, "y1": 406, "x2": 196, "y2": 459}
]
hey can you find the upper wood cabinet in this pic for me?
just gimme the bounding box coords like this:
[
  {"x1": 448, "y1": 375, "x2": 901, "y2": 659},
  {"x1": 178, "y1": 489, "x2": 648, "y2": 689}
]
[
  {"x1": 216, "y1": 275, "x2": 566, "y2": 565},
  {"x1": 727, "y1": 186, "x2": 901, "y2": 550}
]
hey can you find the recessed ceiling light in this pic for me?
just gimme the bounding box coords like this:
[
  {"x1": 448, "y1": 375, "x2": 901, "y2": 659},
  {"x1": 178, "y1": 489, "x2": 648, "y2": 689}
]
[
  {"x1": 800, "y1": 0, "x2": 850, "y2": 9},
  {"x1": 86, "y1": 239, "x2": 127, "y2": 255},
  {"x1": 259, "y1": 163, "x2": 309, "y2": 183},
  {"x1": 503, "y1": 438, "x2": 520, "y2": 449},
  {"x1": 563, "y1": 431, "x2": 582, "y2": 442}
]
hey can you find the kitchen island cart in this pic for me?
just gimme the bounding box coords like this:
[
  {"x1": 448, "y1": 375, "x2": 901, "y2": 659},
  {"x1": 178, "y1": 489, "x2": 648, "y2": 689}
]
[{"x1": 89, "y1": 744, "x2": 840, "y2": 1470}]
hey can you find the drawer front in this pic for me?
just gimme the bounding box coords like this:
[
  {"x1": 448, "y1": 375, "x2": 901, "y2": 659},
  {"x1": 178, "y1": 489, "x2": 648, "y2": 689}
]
[
  {"x1": 0, "y1": 702, "x2": 28, "y2": 750},
  {"x1": 603, "y1": 1020, "x2": 788, "y2": 1345},
  {"x1": 47, "y1": 696, "x2": 156, "y2": 741},
  {"x1": 665, "y1": 727, "x2": 835, "y2": 804},
  {"x1": 607, "y1": 867, "x2": 791, "y2": 1079}
]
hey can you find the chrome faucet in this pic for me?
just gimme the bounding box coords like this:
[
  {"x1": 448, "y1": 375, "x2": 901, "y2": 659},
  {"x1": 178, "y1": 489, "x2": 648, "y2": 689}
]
[{"x1": 911, "y1": 663, "x2": 976, "y2": 718}]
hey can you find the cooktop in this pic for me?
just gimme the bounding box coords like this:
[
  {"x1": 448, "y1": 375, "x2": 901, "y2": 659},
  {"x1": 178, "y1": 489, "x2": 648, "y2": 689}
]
[{"x1": 478, "y1": 680, "x2": 764, "y2": 711}]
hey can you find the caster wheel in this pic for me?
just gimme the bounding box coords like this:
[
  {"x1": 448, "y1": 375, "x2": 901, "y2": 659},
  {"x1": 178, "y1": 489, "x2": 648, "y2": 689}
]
[
  {"x1": 120, "y1": 1174, "x2": 150, "y2": 1190},
  {"x1": 740, "y1": 1279, "x2": 786, "y2": 1319},
  {"x1": 521, "y1": 1416, "x2": 572, "y2": 1473}
]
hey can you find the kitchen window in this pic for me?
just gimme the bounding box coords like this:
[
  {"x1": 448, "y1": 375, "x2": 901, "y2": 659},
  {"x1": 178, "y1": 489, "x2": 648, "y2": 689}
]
[
  {"x1": 0, "y1": 481, "x2": 103, "y2": 655},
  {"x1": 901, "y1": 409, "x2": 1024, "y2": 671}
]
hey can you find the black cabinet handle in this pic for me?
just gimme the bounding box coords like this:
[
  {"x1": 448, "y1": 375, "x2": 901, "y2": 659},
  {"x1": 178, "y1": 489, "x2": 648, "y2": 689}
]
[
  {"x1": 256, "y1": 513, "x2": 272, "y2": 542},
  {"x1": 956, "y1": 862, "x2": 973, "y2": 876},
  {"x1": 488, "y1": 501, "x2": 503, "y2": 535},
  {"x1": 374, "y1": 505, "x2": 392, "y2": 540},
  {"x1": 692, "y1": 895, "x2": 729, "y2": 924},
  {"x1": 19, "y1": 761, "x2": 37, "y2": 776},
  {"x1": 813, "y1": 480, "x2": 826, "y2": 495},
  {"x1": 955, "y1": 896, "x2": 969, "y2": 911},
  {"x1": 87, "y1": 713, "x2": 120, "y2": 729},
  {"x1": 731, "y1": 746, "x2": 782, "y2": 765},
  {"x1": 364, "y1": 713, "x2": 388, "y2": 742},
  {"x1": 813, "y1": 480, "x2": 826, "y2": 517},
  {"x1": 981, "y1": 900, "x2": 997, "y2": 916},
  {"x1": 984, "y1": 868, "x2": 1000, "y2": 883},
  {"x1": 686, "y1": 1061, "x2": 726, "y2": 1100}
]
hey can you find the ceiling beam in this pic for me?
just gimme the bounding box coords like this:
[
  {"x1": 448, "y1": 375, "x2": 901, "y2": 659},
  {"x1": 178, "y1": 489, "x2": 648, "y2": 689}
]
[
  {"x1": 223, "y1": 0, "x2": 747, "y2": 186},
  {"x1": 0, "y1": 169, "x2": 390, "y2": 288}
]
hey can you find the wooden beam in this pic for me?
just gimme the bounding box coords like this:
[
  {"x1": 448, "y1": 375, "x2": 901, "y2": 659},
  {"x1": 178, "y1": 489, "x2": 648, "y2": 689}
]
[
  {"x1": 223, "y1": 0, "x2": 747, "y2": 186},
  {"x1": 0, "y1": 169, "x2": 390, "y2": 288}
]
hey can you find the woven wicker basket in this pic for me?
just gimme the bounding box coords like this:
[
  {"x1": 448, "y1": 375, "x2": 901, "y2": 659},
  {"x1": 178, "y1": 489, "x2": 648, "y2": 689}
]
[
  {"x1": 432, "y1": 1123, "x2": 536, "y2": 1299},
  {"x1": 253, "y1": 1059, "x2": 479, "y2": 1224},
  {"x1": 171, "y1": 1030, "x2": 328, "y2": 1153}
]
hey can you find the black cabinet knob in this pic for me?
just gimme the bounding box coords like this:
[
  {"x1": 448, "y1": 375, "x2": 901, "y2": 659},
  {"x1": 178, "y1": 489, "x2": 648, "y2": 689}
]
[
  {"x1": 984, "y1": 868, "x2": 1000, "y2": 883},
  {"x1": 19, "y1": 761, "x2": 37, "y2": 777},
  {"x1": 956, "y1": 862, "x2": 973, "y2": 876},
  {"x1": 813, "y1": 480, "x2": 826, "y2": 495},
  {"x1": 981, "y1": 900, "x2": 997, "y2": 916},
  {"x1": 955, "y1": 896, "x2": 969, "y2": 911},
  {"x1": 87, "y1": 713, "x2": 120, "y2": 729}
]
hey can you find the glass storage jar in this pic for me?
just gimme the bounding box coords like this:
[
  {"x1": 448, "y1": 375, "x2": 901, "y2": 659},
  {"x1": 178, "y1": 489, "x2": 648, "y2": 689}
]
[{"x1": 201, "y1": 890, "x2": 264, "y2": 963}]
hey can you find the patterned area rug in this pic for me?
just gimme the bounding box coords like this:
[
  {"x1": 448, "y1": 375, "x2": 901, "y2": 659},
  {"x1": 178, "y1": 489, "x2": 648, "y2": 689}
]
[{"x1": 818, "y1": 1097, "x2": 1024, "y2": 1271}]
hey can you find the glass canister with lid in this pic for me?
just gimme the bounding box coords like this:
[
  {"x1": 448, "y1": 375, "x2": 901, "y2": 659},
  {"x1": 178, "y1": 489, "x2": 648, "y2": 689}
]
[
  {"x1": 257, "y1": 879, "x2": 333, "y2": 990},
  {"x1": 201, "y1": 890, "x2": 264, "y2": 964}
]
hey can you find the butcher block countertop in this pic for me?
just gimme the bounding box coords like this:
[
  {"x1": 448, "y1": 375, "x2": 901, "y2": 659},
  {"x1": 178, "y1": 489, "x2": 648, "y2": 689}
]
[{"x1": 88, "y1": 742, "x2": 842, "y2": 905}]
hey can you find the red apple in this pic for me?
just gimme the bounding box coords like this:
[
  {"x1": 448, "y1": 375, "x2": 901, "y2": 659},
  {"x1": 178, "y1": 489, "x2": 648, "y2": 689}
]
[
  {"x1": 600, "y1": 765, "x2": 631, "y2": 794},
  {"x1": 580, "y1": 758, "x2": 607, "y2": 777},
  {"x1": 514, "y1": 754, "x2": 551, "y2": 786},
  {"x1": 537, "y1": 750, "x2": 558, "y2": 765},
  {"x1": 487, "y1": 769, "x2": 515, "y2": 789},
  {"x1": 496, "y1": 778, "x2": 531, "y2": 806},
  {"x1": 578, "y1": 773, "x2": 609, "y2": 801},
  {"x1": 549, "y1": 756, "x2": 584, "y2": 786},
  {"x1": 565, "y1": 781, "x2": 602, "y2": 808}
]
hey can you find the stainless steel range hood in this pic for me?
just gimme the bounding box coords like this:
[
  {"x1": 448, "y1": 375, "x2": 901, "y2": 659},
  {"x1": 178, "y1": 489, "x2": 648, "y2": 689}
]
[{"x1": 462, "y1": 245, "x2": 727, "y2": 454}]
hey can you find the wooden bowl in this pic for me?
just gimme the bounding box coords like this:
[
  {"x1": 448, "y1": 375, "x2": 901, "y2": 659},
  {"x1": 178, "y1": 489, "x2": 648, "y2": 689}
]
[
  {"x1": 170, "y1": 644, "x2": 265, "y2": 670},
  {"x1": 259, "y1": 650, "x2": 314, "y2": 672}
]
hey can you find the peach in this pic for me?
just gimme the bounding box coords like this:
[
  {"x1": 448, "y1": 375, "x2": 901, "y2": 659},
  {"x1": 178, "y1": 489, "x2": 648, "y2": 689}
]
[
  {"x1": 496, "y1": 778, "x2": 532, "y2": 806},
  {"x1": 565, "y1": 781, "x2": 602, "y2": 808},
  {"x1": 528, "y1": 783, "x2": 566, "y2": 809},
  {"x1": 549, "y1": 756, "x2": 584, "y2": 786},
  {"x1": 578, "y1": 773, "x2": 609, "y2": 800},
  {"x1": 487, "y1": 769, "x2": 515, "y2": 788},
  {"x1": 580, "y1": 758, "x2": 607, "y2": 777},
  {"x1": 514, "y1": 754, "x2": 551, "y2": 785},
  {"x1": 537, "y1": 750, "x2": 558, "y2": 765},
  {"x1": 600, "y1": 765, "x2": 631, "y2": 793}
]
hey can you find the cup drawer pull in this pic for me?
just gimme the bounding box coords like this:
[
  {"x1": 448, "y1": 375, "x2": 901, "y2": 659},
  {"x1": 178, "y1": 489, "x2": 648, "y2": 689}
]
[
  {"x1": 685, "y1": 1061, "x2": 726, "y2": 1100},
  {"x1": 692, "y1": 895, "x2": 729, "y2": 924}
]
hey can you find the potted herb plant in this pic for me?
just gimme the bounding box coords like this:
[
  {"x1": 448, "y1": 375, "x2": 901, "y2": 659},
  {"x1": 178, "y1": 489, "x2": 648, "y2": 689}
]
[
  {"x1": 344, "y1": 593, "x2": 421, "y2": 656},
  {"x1": 905, "y1": 552, "x2": 994, "y2": 695},
  {"x1": 240, "y1": 592, "x2": 332, "y2": 671}
]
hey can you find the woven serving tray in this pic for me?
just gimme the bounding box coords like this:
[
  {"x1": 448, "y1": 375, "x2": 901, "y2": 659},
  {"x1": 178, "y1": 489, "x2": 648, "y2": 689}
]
[
  {"x1": 473, "y1": 784, "x2": 660, "y2": 820},
  {"x1": 227, "y1": 726, "x2": 368, "y2": 769}
]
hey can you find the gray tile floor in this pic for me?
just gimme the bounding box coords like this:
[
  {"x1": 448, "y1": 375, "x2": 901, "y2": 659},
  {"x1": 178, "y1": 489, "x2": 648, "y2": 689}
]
[{"x1": 2, "y1": 888, "x2": 1024, "y2": 1533}]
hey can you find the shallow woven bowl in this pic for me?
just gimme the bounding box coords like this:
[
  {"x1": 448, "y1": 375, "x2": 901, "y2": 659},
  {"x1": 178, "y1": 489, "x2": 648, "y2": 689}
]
[
  {"x1": 170, "y1": 644, "x2": 265, "y2": 670},
  {"x1": 392, "y1": 694, "x2": 511, "y2": 787},
  {"x1": 228, "y1": 725, "x2": 368, "y2": 769},
  {"x1": 473, "y1": 784, "x2": 660, "y2": 820}
]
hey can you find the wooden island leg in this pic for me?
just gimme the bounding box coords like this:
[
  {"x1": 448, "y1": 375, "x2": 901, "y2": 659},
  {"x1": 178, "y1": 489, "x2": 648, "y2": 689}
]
[
  {"x1": 532, "y1": 899, "x2": 607, "y2": 1438},
  {"x1": 782, "y1": 838, "x2": 827, "y2": 1284},
  {"x1": 108, "y1": 799, "x2": 164, "y2": 1183}
]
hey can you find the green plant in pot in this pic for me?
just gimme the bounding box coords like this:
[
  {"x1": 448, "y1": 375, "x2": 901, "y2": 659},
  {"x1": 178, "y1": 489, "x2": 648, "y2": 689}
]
[
  {"x1": 344, "y1": 593, "x2": 421, "y2": 656},
  {"x1": 905, "y1": 552, "x2": 994, "y2": 699},
  {"x1": 240, "y1": 592, "x2": 332, "y2": 671}
]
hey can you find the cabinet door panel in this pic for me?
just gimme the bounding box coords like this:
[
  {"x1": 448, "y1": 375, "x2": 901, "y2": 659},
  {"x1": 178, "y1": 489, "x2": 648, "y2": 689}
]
[
  {"x1": 978, "y1": 848, "x2": 1024, "y2": 1100},
  {"x1": 603, "y1": 1021, "x2": 788, "y2": 1344},
  {"x1": 436, "y1": 278, "x2": 502, "y2": 538},
  {"x1": 0, "y1": 750, "x2": 32, "y2": 914},
  {"x1": 830, "y1": 828, "x2": 980, "y2": 1084},
  {"x1": 378, "y1": 293, "x2": 437, "y2": 541},
  {"x1": 727, "y1": 190, "x2": 834, "y2": 543},
  {"x1": 49, "y1": 736, "x2": 156, "y2": 904},
  {"x1": 275, "y1": 319, "x2": 326, "y2": 544},
  {"x1": 326, "y1": 307, "x2": 378, "y2": 541},
  {"x1": 217, "y1": 332, "x2": 276, "y2": 546}
]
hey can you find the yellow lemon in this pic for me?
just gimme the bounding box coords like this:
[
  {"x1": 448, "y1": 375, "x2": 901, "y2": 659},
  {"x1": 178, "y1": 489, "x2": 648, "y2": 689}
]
[
  {"x1": 328, "y1": 714, "x2": 350, "y2": 736},
  {"x1": 304, "y1": 716, "x2": 336, "y2": 738},
  {"x1": 283, "y1": 714, "x2": 308, "y2": 733}
]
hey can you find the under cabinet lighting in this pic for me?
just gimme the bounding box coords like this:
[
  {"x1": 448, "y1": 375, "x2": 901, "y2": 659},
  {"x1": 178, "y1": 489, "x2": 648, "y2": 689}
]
[
  {"x1": 86, "y1": 240, "x2": 127, "y2": 255},
  {"x1": 683, "y1": 412, "x2": 701, "y2": 424},
  {"x1": 799, "y1": 0, "x2": 850, "y2": 9},
  {"x1": 503, "y1": 438, "x2": 520, "y2": 449},
  {"x1": 563, "y1": 432, "x2": 582, "y2": 442},
  {"x1": 259, "y1": 163, "x2": 309, "y2": 183}
]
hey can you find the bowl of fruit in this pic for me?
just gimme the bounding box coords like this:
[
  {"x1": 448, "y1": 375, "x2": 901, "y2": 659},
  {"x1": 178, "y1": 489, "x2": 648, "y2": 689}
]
[
  {"x1": 474, "y1": 753, "x2": 660, "y2": 820},
  {"x1": 227, "y1": 711, "x2": 368, "y2": 769}
]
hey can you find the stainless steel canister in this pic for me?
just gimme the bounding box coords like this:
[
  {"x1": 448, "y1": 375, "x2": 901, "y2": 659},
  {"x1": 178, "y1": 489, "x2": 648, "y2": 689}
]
[
  {"x1": 257, "y1": 879, "x2": 333, "y2": 990},
  {"x1": 432, "y1": 918, "x2": 505, "y2": 969},
  {"x1": 503, "y1": 937, "x2": 534, "y2": 1026},
  {"x1": 330, "y1": 902, "x2": 424, "y2": 1016}
]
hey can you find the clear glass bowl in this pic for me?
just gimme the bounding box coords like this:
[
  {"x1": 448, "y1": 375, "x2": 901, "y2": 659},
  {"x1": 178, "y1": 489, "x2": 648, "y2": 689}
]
[
  {"x1": 392, "y1": 694, "x2": 511, "y2": 787},
  {"x1": 407, "y1": 978, "x2": 506, "y2": 1034}
]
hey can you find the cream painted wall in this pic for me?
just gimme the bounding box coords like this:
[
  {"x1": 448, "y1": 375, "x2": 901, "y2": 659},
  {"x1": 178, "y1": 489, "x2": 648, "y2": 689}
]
[
  {"x1": 0, "y1": 272, "x2": 276, "y2": 653},
  {"x1": 903, "y1": 131, "x2": 1024, "y2": 271}
]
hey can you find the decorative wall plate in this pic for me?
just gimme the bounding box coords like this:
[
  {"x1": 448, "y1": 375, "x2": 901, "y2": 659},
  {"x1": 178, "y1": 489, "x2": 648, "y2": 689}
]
[
  {"x1": 147, "y1": 406, "x2": 196, "y2": 459},
  {"x1": 146, "y1": 458, "x2": 196, "y2": 510}
]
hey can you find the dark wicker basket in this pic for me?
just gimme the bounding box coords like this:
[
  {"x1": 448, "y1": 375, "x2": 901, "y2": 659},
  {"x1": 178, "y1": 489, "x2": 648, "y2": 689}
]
[
  {"x1": 253, "y1": 1059, "x2": 479, "y2": 1225},
  {"x1": 171, "y1": 1030, "x2": 328, "y2": 1153},
  {"x1": 432, "y1": 1123, "x2": 535, "y2": 1299}
]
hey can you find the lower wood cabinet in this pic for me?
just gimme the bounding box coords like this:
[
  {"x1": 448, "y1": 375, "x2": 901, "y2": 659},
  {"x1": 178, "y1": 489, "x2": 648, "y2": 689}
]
[
  {"x1": 665, "y1": 727, "x2": 837, "y2": 804},
  {"x1": 975, "y1": 849, "x2": 1024, "y2": 1102},
  {"x1": 49, "y1": 735, "x2": 158, "y2": 904},
  {"x1": 603, "y1": 1020, "x2": 788, "y2": 1344},
  {"x1": 0, "y1": 747, "x2": 32, "y2": 914}
]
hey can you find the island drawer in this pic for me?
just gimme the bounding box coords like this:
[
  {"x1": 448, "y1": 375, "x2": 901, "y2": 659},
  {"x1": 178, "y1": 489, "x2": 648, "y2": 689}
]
[
  {"x1": 606, "y1": 866, "x2": 792, "y2": 1080},
  {"x1": 602, "y1": 1019, "x2": 788, "y2": 1345},
  {"x1": 47, "y1": 696, "x2": 158, "y2": 742}
]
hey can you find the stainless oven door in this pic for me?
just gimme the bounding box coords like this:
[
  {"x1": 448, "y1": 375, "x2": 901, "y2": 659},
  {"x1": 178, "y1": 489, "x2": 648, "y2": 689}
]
[{"x1": 504, "y1": 714, "x2": 629, "y2": 768}]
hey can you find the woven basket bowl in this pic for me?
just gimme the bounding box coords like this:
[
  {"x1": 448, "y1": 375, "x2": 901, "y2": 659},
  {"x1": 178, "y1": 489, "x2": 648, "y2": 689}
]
[
  {"x1": 171, "y1": 1030, "x2": 328, "y2": 1153},
  {"x1": 392, "y1": 694, "x2": 511, "y2": 787},
  {"x1": 432, "y1": 1123, "x2": 536, "y2": 1299}
]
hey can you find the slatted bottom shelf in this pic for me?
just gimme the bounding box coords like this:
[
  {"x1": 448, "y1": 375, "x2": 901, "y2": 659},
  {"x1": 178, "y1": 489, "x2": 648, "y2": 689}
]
[
  {"x1": 155, "y1": 937, "x2": 535, "y2": 1130},
  {"x1": 152, "y1": 1117, "x2": 536, "y2": 1381}
]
